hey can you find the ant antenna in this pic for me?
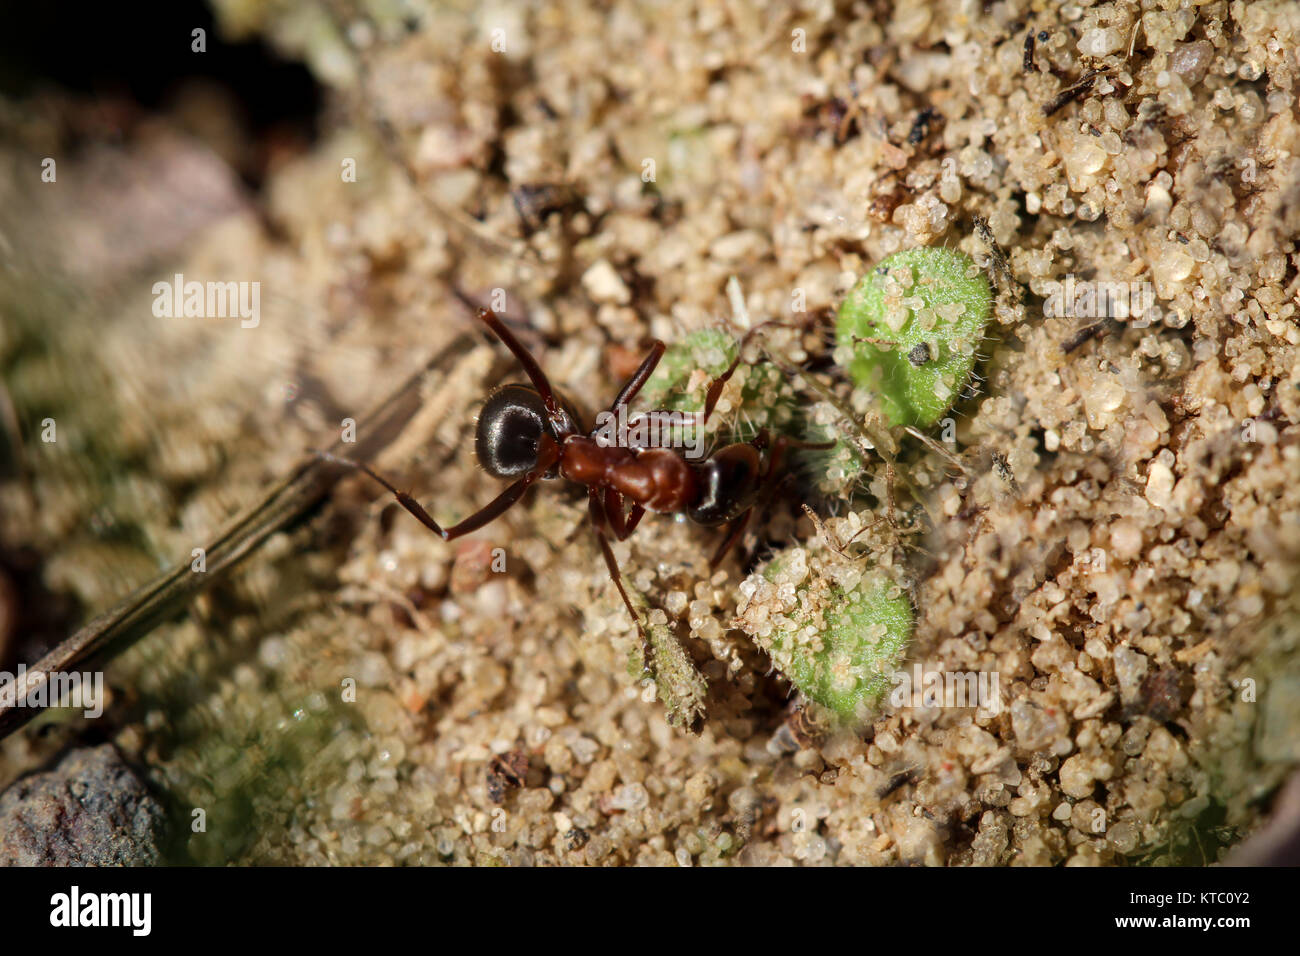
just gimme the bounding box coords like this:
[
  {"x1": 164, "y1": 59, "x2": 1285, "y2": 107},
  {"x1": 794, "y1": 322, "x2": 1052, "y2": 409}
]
[{"x1": 474, "y1": 309, "x2": 565, "y2": 428}]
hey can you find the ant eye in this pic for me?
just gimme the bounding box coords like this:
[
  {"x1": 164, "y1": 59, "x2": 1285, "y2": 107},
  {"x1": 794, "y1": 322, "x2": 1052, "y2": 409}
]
[{"x1": 476, "y1": 384, "x2": 548, "y2": 478}]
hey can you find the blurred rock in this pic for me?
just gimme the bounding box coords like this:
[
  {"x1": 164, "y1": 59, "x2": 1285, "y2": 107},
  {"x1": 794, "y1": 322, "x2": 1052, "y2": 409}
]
[{"x1": 0, "y1": 744, "x2": 166, "y2": 866}]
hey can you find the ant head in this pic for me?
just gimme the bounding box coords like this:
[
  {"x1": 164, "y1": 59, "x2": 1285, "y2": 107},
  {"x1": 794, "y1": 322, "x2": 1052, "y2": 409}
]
[{"x1": 475, "y1": 384, "x2": 583, "y2": 479}]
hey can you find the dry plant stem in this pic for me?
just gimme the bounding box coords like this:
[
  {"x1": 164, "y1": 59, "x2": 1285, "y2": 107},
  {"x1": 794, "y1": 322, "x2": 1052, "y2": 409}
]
[
  {"x1": 0, "y1": 333, "x2": 478, "y2": 741},
  {"x1": 903, "y1": 425, "x2": 971, "y2": 475}
]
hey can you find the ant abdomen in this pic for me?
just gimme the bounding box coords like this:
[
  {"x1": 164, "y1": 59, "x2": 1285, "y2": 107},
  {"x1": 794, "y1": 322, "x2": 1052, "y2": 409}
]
[{"x1": 687, "y1": 443, "x2": 762, "y2": 526}]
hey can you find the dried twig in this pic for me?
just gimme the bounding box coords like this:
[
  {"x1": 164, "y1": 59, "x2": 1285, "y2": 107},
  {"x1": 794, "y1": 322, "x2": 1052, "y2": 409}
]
[
  {"x1": 0, "y1": 333, "x2": 478, "y2": 741},
  {"x1": 1043, "y1": 69, "x2": 1105, "y2": 117}
]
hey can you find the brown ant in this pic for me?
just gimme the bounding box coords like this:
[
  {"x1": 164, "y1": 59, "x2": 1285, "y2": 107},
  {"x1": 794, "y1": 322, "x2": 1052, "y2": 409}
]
[{"x1": 321, "y1": 307, "x2": 827, "y2": 647}]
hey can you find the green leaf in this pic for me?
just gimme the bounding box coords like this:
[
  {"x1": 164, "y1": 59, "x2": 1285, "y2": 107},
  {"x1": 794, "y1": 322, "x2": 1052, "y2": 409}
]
[{"x1": 836, "y1": 247, "x2": 992, "y2": 428}]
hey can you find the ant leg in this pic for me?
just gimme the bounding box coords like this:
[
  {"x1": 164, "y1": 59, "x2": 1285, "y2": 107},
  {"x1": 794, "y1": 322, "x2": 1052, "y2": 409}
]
[
  {"x1": 438, "y1": 471, "x2": 548, "y2": 538},
  {"x1": 317, "y1": 452, "x2": 451, "y2": 536},
  {"x1": 319, "y1": 441, "x2": 556, "y2": 540},
  {"x1": 708, "y1": 508, "x2": 752, "y2": 569},
  {"x1": 587, "y1": 489, "x2": 651, "y2": 661},
  {"x1": 609, "y1": 340, "x2": 667, "y2": 412},
  {"x1": 603, "y1": 488, "x2": 646, "y2": 541},
  {"x1": 713, "y1": 430, "x2": 828, "y2": 569},
  {"x1": 701, "y1": 350, "x2": 746, "y2": 425},
  {"x1": 759, "y1": 433, "x2": 789, "y2": 485},
  {"x1": 474, "y1": 308, "x2": 564, "y2": 424},
  {"x1": 749, "y1": 424, "x2": 834, "y2": 456},
  {"x1": 781, "y1": 435, "x2": 837, "y2": 451},
  {"x1": 701, "y1": 322, "x2": 813, "y2": 425},
  {"x1": 603, "y1": 488, "x2": 624, "y2": 534}
]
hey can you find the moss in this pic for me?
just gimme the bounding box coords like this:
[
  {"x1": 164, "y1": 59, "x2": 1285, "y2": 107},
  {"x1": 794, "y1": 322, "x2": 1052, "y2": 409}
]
[
  {"x1": 836, "y1": 247, "x2": 992, "y2": 428},
  {"x1": 173, "y1": 687, "x2": 361, "y2": 864}
]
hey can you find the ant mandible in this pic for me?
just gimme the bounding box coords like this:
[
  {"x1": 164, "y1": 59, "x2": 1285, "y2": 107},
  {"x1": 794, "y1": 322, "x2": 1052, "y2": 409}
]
[{"x1": 322, "y1": 307, "x2": 823, "y2": 646}]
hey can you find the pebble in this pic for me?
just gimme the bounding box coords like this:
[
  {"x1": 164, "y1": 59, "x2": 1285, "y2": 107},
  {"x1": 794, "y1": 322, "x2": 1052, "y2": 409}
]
[{"x1": 0, "y1": 746, "x2": 166, "y2": 866}]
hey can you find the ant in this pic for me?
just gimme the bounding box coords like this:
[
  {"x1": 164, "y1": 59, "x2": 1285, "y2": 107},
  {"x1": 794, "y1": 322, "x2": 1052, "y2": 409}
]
[{"x1": 321, "y1": 307, "x2": 827, "y2": 650}]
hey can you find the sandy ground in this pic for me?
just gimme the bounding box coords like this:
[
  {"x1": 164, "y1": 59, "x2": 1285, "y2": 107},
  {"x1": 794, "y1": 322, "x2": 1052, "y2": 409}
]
[{"x1": 1, "y1": 0, "x2": 1299, "y2": 865}]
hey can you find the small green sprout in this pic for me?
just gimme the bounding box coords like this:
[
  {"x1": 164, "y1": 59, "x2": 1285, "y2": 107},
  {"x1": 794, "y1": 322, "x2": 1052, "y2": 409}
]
[
  {"x1": 624, "y1": 590, "x2": 708, "y2": 730},
  {"x1": 636, "y1": 328, "x2": 797, "y2": 444},
  {"x1": 736, "y1": 546, "x2": 913, "y2": 726},
  {"x1": 836, "y1": 246, "x2": 992, "y2": 428},
  {"x1": 640, "y1": 613, "x2": 709, "y2": 730},
  {"x1": 640, "y1": 328, "x2": 735, "y2": 404}
]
